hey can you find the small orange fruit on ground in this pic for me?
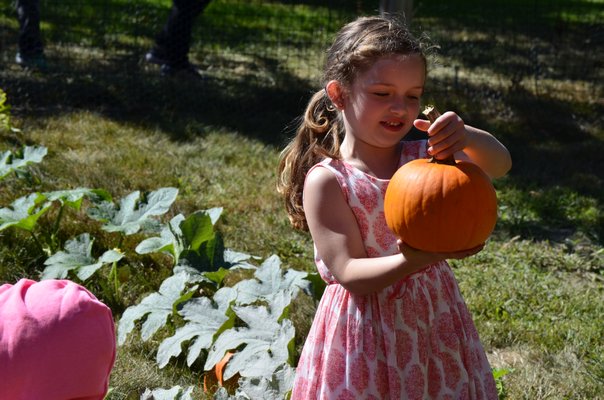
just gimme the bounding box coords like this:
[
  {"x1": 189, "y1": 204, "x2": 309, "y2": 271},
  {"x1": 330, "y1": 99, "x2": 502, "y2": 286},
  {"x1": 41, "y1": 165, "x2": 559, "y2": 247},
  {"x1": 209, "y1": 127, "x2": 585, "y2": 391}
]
[{"x1": 203, "y1": 351, "x2": 240, "y2": 394}]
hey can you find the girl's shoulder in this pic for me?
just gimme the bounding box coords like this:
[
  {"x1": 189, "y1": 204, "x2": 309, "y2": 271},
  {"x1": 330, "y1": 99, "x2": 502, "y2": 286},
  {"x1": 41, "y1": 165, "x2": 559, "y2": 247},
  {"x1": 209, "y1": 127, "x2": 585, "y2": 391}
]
[
  {"x1": 306, "y1": 157, "x2": 358, "y2": 199},
  {"x1": 304, "y1": 158, "x2": 350, "y2": 203},
  {"x1": 308, "y1": 158, "x2": 347, "y2": 179},
  {"x1": 306, "y1": 159, "x2": 338, "y2": 183},
  {"x1": 306, "y1": 158, "x2": 342, "y2": 183}
]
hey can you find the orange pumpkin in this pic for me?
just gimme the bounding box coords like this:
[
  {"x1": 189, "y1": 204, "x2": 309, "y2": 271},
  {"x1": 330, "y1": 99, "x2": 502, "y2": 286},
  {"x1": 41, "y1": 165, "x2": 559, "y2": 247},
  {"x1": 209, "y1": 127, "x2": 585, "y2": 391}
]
[
  {"x1": 203, "y1": 351, "x2": 240, "y2": 394},
  {"x1": 384, "y1": 106, "x2": 498, "y2": 252},
  {"x1": 384, "y1": 156, "x2": 497, "y2": 253}
]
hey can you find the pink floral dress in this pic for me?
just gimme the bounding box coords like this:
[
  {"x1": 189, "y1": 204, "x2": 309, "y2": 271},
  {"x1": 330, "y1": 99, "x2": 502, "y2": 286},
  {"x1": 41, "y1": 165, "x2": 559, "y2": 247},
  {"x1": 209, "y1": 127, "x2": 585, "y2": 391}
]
[{"x1": 291, "y1": 140, "x2": 497, "y2": 400}]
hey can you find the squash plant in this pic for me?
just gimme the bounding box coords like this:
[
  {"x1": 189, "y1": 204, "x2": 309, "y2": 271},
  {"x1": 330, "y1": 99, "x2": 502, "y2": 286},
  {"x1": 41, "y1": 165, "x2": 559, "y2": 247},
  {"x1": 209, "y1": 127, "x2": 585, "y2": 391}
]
[
  {"x1": 2, "y1": 170, "x2": 308, "y2": 399},
  {"x1": 0, "y1": 91, "x2": 309, "y2": 399},
  {"x1": 0, "y1": 186, "x2": 111, "y2": 253},
  {"x1": 0, "y1": 186, "x2": 179, "y2": 305},
  {"x1": 119, "y1": 243, "x2": 309, "y2": 399}
]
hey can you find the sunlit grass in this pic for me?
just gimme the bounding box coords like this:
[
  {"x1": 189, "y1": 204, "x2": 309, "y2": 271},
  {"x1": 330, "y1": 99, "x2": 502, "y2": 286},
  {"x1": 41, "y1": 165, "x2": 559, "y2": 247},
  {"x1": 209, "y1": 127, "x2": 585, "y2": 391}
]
[{"x1": 454, "y1": 239, "x2": 604, "y2": 398}]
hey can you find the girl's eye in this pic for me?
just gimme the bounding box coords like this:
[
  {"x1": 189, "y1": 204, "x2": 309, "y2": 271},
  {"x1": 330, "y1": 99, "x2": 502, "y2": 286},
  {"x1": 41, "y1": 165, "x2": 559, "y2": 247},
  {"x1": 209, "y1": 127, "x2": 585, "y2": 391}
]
[{"x1": 373, "y1": 92, "x2": 389, "y2": 97}]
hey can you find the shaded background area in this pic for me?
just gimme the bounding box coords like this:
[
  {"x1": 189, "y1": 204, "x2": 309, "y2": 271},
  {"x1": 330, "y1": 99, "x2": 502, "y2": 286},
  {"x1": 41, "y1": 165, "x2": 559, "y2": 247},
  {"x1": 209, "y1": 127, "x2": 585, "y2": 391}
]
[{"x1": 1, "y1": 0, "x2": 603, "y2": 244}]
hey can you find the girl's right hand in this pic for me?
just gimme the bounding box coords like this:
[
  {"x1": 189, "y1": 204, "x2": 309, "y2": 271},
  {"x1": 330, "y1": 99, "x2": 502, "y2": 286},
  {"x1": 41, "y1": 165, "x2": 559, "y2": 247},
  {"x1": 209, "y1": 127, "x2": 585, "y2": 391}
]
[
  {"x1": 413, "y1": 111, "x2": 468, "y2": 161},
  {"x1": 397, "y1": 240, "x2": 484, "y2": 267}
]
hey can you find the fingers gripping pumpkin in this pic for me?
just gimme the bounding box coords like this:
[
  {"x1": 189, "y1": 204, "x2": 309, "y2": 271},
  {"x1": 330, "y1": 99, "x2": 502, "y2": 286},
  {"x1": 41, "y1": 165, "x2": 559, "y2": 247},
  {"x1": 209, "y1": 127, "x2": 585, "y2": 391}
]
[{"x1": 384, "y1": 107, "x2": 498, "y2": 252}]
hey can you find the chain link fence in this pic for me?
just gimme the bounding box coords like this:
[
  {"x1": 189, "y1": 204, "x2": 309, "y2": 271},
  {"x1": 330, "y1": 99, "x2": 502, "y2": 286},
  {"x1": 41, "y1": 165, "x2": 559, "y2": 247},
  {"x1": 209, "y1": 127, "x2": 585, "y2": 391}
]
[{"x1": 0, "y1": 0, "x2": 602, "y2": 116}]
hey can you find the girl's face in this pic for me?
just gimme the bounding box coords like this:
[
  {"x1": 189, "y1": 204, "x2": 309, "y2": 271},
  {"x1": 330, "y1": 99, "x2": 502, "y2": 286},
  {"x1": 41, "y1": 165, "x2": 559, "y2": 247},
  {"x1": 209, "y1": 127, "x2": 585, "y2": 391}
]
[{"x1": 341, "y1": 54, "x2": 426, "y2": 148}]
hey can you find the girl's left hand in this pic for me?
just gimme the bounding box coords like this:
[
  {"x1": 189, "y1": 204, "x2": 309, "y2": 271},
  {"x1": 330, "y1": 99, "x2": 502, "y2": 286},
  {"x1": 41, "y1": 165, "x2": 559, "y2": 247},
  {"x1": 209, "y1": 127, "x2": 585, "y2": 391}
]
[
  {"x1": 413, "y1": 111, "x2": 467, "y2": 160},
  {"x1": 397, "y1": 240, "x2": 484, "y2": 264}
]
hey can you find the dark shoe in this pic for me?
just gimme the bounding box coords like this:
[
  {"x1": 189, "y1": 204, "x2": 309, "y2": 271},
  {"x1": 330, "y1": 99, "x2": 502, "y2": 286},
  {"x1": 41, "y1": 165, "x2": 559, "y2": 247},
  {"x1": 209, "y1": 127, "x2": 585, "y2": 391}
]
[
  {"x1": 145, "y1": 49, "x2": 203, "y2": 80},
  {"x1": 144, "y1": 50, "x2": 168, "y2": 66},
  {"x1": 159, "y1": 62, "x2": 203, "y2": 79},
  {"x1": 15, "y1": 52, "x2": 48, "y2": 72}
]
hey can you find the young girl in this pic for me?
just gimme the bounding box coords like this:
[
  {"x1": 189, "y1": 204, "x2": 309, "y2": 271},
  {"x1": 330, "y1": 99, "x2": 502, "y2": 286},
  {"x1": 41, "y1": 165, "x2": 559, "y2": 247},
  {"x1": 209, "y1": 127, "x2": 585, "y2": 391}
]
[{"x1": 278, "y1": 15, "x2": 511, "y2": 399}]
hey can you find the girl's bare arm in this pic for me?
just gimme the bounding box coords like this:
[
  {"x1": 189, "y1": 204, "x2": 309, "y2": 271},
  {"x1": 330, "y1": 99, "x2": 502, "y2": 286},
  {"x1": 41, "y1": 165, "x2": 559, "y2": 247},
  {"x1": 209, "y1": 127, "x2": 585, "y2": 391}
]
[
  {"x1": 303, "y1": 167, "x2": 481, "y2": 295},
  {"x1": 460, "y1": 125, "x2": 512, "y2": 178}
]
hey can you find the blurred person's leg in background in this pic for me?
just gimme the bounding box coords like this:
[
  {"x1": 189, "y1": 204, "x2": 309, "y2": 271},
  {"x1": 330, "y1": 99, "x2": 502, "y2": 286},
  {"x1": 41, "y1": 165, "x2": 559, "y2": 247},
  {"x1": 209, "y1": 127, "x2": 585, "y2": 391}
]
[
  {"x1": 15, "y1": 0, "x2": 47, "y2": 71},
  {"x1": 145, "y1": 0, "x2": 212, "y2": 78}
]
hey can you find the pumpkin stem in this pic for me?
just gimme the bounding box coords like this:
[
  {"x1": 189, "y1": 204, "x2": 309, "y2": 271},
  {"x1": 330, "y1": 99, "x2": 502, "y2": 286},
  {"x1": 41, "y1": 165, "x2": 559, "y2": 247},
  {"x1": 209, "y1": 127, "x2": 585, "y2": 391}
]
[
  {"x1": 422, "y1": 105, "x2": 440, "y2": 124},
  {"x1": 423, "y1": 105, "x2": 457, "y2": 166}
]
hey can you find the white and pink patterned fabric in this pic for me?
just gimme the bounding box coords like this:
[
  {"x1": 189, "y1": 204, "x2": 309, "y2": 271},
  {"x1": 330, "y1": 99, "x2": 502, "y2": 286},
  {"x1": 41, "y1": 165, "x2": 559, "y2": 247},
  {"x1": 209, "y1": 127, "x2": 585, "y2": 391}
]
[{"x1": 291, "y1": 140, "x2": 497, "y2": 399}]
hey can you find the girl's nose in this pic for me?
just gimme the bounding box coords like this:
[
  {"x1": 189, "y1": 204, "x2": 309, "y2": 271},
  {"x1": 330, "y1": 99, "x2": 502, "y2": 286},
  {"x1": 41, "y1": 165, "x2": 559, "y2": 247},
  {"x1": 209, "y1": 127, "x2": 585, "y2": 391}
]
[{"x1": 389, "y1": 98, "x2": 407, "y2": 115}]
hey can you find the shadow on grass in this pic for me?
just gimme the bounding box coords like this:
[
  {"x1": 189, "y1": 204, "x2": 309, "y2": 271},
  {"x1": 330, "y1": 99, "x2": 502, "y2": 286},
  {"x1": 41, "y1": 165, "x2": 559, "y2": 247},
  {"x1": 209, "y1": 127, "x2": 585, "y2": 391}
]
[
  {"x1": 0, "y1": 55, "x2": 313, "y2": 148},
  {"x1": 0, "y1": 0, "x2": 358, "y2": 146}
]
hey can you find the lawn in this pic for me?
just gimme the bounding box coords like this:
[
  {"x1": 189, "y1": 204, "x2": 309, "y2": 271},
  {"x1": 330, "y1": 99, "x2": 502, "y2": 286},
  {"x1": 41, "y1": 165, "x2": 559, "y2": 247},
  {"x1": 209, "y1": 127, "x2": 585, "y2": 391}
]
[{"x1": 0, "y1": 0, "x2": 603, "y2": 399}]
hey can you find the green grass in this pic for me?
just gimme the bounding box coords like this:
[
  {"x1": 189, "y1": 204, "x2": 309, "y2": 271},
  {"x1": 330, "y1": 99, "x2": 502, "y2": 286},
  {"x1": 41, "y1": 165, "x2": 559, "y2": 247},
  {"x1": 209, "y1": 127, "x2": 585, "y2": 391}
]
[
  {"x1": 453, "y1": 240, "x2": 604, "y2": 398},
  {"x1": 1, "y1": 0, "x2": 603, "y2": 398}
]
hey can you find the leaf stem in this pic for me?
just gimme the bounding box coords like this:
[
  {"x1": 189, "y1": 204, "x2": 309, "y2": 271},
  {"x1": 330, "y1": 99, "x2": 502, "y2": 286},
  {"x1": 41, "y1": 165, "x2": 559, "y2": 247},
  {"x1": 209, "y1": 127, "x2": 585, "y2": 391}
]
[
  {"x1": 52, "y1": 203, "x2": 65, "y2": 238},
  {"x1": 110, "y1": 261, "x2": 119, "y2": 300},
  {"x1": 29, "y1": 231, "x2": 46, "y2": 255},
  {"x1": 50, "y1": 204, "x2": 66, "y2": 252}
]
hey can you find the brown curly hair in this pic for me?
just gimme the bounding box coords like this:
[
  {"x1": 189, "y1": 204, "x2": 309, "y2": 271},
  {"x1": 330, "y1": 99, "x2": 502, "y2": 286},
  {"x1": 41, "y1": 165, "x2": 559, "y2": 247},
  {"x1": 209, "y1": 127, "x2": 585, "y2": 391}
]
[{"x1": 277, "y1": 15, "x2": 432, "y2": 231}]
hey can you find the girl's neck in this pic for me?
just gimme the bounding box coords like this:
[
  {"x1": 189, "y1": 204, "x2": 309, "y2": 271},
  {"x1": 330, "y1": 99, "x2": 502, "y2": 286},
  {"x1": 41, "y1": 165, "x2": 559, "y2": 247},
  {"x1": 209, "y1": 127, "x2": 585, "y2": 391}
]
[{"x1": 340, "y1": 137, "x2": 402, "y2": 179}]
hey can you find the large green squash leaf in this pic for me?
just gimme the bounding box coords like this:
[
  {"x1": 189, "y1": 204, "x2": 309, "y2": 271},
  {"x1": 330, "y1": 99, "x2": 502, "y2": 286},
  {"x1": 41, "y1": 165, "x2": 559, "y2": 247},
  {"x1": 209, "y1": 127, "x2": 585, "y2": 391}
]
[
  {"x1": 156, "y1": 286, "x2": 237, "y2": 368},
  {"x1": 234, "y1": 255, "x2": 309, "y2": 299},
  {"x1": 0, "y1": 193, "x2": 50, "y2": 231},
  {"x1": 136, "y1": 208, "x2": 223, "y2": 268},
  {"x1": 232, "y1": 255, "x2": 309, "y2": 319},
  {"x1": 236, "y1": 364, "x2": 296, "y2": 400},
  {"x1": 0, "y1": 145, "x2": 47, "y2": 180},
  {"x1": 45, "y1": 188, "x2": 112, "y2": 210},
  {"x1": 41, "y1": 233, "x2": 123, "y2": 281},
  {"x1": 205, "y1": 304, "x2": 296, "y2": 380},
  {"x1": 87, "y1": 187, "x2": 178, "y2": 235},
  {"x1": 213, "y1": 364, "x2": 295, "y2": 400},
  {"x1": 140, "y1": 386, "x2": 194, "y2": 400},
  {"x1": 178, "y1": 209, "x2": 224, "y2": 272},
  {"x1": 135, "y1": 214, "x2": 186, "y2": 263},
  {"x1": 117, "y1": 271, "x2": 196, "y2": 345},
  {"x1": 181, "y1": 208, "x2": 222, "y2": 250}
]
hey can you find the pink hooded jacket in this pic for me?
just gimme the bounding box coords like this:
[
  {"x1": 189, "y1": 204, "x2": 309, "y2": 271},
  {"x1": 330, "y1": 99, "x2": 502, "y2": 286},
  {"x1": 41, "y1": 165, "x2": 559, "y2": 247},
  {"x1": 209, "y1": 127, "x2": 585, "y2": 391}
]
[{"x1": 0, "y1": 279, "x2": 116, "y2": 400}]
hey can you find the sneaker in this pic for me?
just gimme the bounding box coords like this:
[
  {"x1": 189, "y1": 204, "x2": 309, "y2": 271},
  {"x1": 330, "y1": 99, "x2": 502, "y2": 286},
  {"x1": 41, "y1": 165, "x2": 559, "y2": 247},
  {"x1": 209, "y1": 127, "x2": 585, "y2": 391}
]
[{"x1": 15, "y1": 52, "x2": 48, "y2": 72}]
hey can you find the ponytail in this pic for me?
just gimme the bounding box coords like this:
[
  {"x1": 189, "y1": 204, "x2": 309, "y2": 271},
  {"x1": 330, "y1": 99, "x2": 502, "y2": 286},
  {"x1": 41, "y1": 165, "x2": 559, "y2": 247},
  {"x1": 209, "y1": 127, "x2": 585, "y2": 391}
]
[{"x1": 277, "y1": 90, "x2": 343, "y2": 231}]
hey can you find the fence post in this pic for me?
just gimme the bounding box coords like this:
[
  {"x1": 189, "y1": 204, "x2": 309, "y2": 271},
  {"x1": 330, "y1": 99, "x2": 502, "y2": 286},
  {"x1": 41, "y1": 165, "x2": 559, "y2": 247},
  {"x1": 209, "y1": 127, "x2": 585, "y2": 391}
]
[{"x1": 379, "y1": 0, "x2": 413, "y2": 23}]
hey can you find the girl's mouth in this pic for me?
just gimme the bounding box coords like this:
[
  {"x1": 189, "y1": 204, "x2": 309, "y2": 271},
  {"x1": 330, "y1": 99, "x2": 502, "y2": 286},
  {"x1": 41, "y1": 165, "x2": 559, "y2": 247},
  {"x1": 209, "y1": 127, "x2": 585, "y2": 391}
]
[{"x1": 381, "y1": 121, "x2": 403, "y2": 131}]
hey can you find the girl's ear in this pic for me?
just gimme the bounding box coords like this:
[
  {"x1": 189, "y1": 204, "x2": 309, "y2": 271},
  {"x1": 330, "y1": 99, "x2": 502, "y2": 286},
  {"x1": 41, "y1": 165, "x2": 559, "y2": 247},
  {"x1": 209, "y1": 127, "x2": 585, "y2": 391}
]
[{"x1": 325, "y1": 80, "x2": 345, "y2": 110}]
